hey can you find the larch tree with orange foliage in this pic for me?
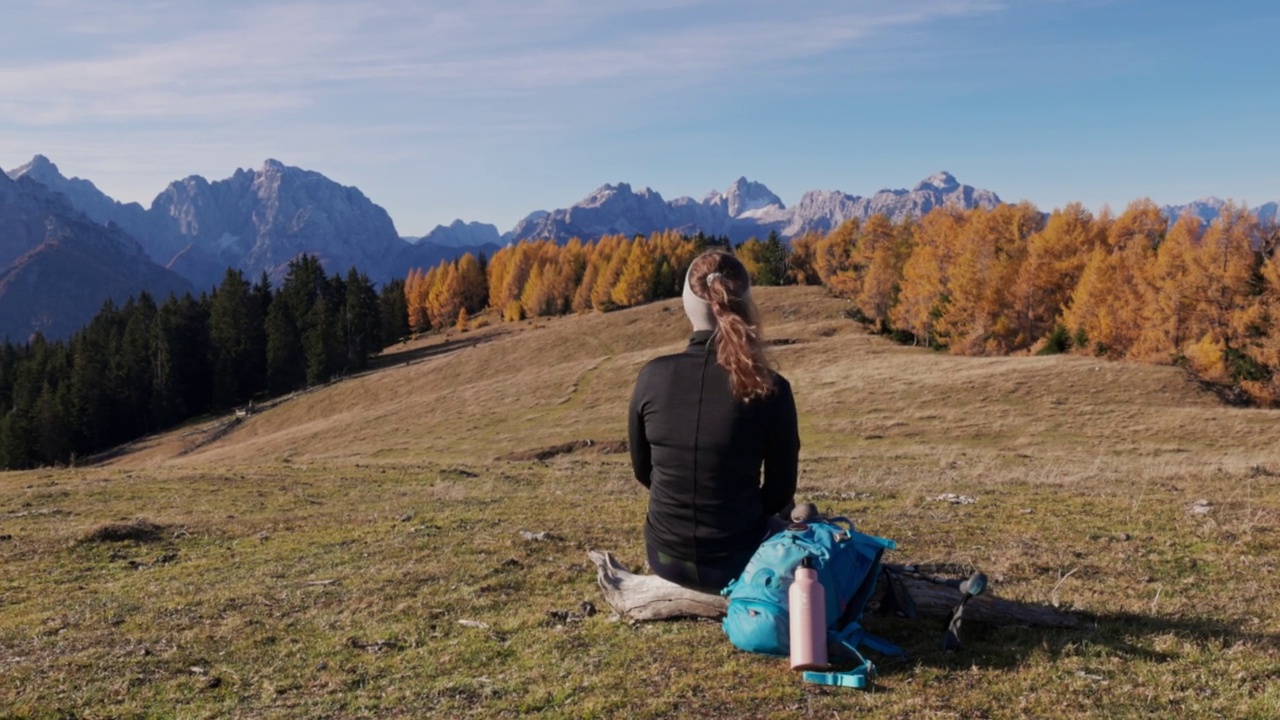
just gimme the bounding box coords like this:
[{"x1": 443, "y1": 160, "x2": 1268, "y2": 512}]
[
  {"x1": 891, "y1": 208, "x2": 966, "y2": 347},
  {"x1": 611, "y1": 239, "x2": 657, "y2": 308},
  {"x1": 786, "y1": 232, "x2": 822, "y2": 286},
  {"x1": 426, "y1": 261, "x2": 463, "y2": 329},
  {"x1": 572, "y1": 249, "x2": 601, "y2": 314},
  {"x1": 404, "y1": 267, "x2": 429, "y2": 333},
  {"x1": 1064, "y1": 200, "x2": 1162, "y2": 358},
  {"x1": 1233, "y1": 237, "x2": 1280, "y2": 404},
  {"x1": 813, "y1": 218, "x2": 861, "y2": 299},
  {"x1": 853, "y1": 214, "x2": 910, "y2": 332},
  {"x1": 455, "y1": 253, "x2": 488, "y2": 315},
  {"x1": 1130, "y1": 213, "x2": 1202, "y2": 362},
  {"x1": 591, "y1": 237, "x2": 632, "y2": 311},
  {"x1": 1009, "y1": 203, "x2": 1104, "y2": 351},
  {"x1": 934, "y1": 203, "x2": 1040, "y2": 355}
]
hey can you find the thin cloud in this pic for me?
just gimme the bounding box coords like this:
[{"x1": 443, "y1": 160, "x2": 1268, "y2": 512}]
[{"x1": 0, "y1": 0, "x2": 1006, "y2": 125}]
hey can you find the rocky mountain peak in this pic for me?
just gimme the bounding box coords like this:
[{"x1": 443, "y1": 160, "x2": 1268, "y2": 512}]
[
  {"x1": 914, "y1": 171, "x2": 959, "y2": 192},
  {"x1": 11, "y1": 154, "x2": 59, "y2": 179},
  {"x1": 724, "y1": 176, "x2": 784, "y2": 217}
]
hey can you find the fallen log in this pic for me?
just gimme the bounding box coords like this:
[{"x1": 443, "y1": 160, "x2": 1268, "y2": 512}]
[
  {"x1": 588, "y1": 550, "x2": 727, "y2": 621},
  {"x1": 588, "y1": 550, "x2": 1088, "y2": 629}
]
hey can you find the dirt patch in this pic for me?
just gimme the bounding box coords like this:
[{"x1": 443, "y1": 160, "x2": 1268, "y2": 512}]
[
  {"x1": 499, "y1": 439, "x2": 628, "y2": 462},
  {"x1": 79, "y1": 519, "x2": 169, "y2": 544}
]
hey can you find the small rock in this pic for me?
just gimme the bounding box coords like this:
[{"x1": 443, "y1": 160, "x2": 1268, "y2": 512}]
[
  {"x1": 547, "y1": 609, "x2": 578, "y2": 624},
  {"x1": 458, "y1": 619, "x2": 490, "y2": 630},
  {"x1": 519, "y1": 530, "x2": 553, "y2": 541},
  {"x1": 579, "y1": 601, "x2": 598, "y2": 617},
  {"x1": 930, "y1": 493, "x2": 976, "y2": 505},
  {"x1": 1190, "y1": 500, "x2": 1214, "y2": 516},
  {"x1": 397, "y1": 514, "x2": 414, "y2": 522}
]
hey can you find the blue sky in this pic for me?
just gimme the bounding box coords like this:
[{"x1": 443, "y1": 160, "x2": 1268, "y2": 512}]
[{"x1": 2, "y1": 0, "x2": 1276, "y2": 235}]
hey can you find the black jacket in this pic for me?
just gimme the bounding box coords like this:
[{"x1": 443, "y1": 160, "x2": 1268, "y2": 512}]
[{"x1": 628, "y1": 330, "x2": 800, "y2": 564}]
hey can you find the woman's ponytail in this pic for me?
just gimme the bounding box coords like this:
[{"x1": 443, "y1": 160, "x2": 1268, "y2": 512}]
[{"x1": 688, "y1": 252, "x2": 774, "y2": 402}]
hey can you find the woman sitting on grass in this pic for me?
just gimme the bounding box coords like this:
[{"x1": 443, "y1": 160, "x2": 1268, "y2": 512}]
[{"x1": 628, "y1": 250, "x2": 800, "y2": 593}]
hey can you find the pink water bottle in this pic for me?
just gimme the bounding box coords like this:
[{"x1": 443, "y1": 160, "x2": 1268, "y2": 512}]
[{"x1": 789, "y1": 557, "x2": 828, "y2": 670}]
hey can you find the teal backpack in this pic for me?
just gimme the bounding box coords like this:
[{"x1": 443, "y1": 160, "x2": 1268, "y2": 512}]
[{"x1": 720, "y1": 518, "x2": 904, "y2": 689}]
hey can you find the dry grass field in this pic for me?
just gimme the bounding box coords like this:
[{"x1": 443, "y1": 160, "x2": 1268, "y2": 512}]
[{"x1": 2, "y1": 286, "x2": 1278, "y2": 718}]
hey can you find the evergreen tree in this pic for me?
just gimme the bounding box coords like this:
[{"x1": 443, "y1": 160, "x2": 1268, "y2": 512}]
[
  {"x1": 342, "y1": 268, "x2": 380, "y2": 372},
  {"x1": 113, "y1": 293, "x2": 158, "y2": 437},
  {"x1": 209, "y1": 269, "x2": 266, "y2": 409},
  {"x1": 378, "y1": 278, "x2": 410, "y2": 347},
  {"x1": 265, "y1": 296, "x2": 304, "y2": 394},
  {"x1": 154, "y1": 293, "x2": 211, "y2": 422}
]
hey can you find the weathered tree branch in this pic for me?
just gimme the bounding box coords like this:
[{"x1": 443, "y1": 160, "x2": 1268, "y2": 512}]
[
  {"x1": 588, "y1": 550, "x2": 1088, "y2": 629},
  {"x1": 588, "y1": 550, "x2": 728, "y2": 621}
]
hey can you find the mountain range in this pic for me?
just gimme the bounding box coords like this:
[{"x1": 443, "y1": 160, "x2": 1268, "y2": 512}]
[
  {"x1": 421, "y1": 171, "x2": 1003, "y2": 247},
  {"x1": 0, "y1": 169, "x2": 191, "y2": 342},
  {"x1": 3, "y1": 154, "x2": 1275, "y2": 343},
  {"x1": 7, "y1": 156, "x2": 492, "y2": 294}
]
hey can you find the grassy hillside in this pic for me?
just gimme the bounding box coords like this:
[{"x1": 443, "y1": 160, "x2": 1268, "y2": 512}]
[{"x1": 2, "y1": 286, "x2": 1278, "y2": 718}]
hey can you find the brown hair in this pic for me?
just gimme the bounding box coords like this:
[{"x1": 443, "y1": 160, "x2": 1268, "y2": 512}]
[{"x1": 687, "y1": 251, "x2": 774, "y2": 401}]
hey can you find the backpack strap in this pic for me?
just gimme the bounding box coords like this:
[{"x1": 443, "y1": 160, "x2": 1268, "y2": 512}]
[
  {"x1": 801, "y1": 624, "x2": 902, "y2": 690},
  {"x1": 802, "y1": 663, "x2": 873, "y2": 689},
  {"x1": 832, "y1": 623, "x2": 905, "y2": 658}
]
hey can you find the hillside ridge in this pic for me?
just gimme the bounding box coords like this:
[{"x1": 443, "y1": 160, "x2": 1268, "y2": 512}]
[{"x1": 98, "y1": 286, "x2": 1248, "y2": 471}]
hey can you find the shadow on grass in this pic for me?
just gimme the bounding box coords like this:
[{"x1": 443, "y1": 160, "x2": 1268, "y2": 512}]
[
  {"x1": 369, "y1": 328, "x2": 511, "y2": 371},
  {"x1": 867, "y1": 607, "x2": 1279, "y2": 678}
]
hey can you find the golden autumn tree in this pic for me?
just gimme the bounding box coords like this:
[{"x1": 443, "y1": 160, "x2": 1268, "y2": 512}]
[
  {"x1": 654, "y1": 229, "x2": 700, "y2": 296},
  {"x1": 1009, "y1": 202, "x2": 1104, "y2": 350},
  {"x1": 591, "y1": 236, "x2": 632, "y2": 311},
  {"x1": 426, "y1": 260, "x2": 463, "y2": 329},
  {"x1": 813, "y1": 218, "x2": 861, "y2": 298},
  {"x1": 891, "y1": 207, "x2": 966, "y2": 346},
  {"x1": 852, "y1": 214, "x2": 909, "y2": 331},
  {"x1": 498, "y1": 243, "x2": 537, "y2": 317},
  {"x1": 1064, "y1": 200, "x2": 1162, "y2": 358},
  {"x1": 543, "y1": 238, "x2": 586, "y2": 315},
  {"x1": 486, "y1": 245, "x2": 515, "y2": 310},
  {"x1": 1130, "y1": 213, "x2": 1202, "y2": 362},
  {"x1": 404, "y1": 267, "x2": 429, "y2": 333},
  {"x1": 519, "y1": 261, "x2": 553, "y2": 318},
  {"x1": 1234, "y1": 238, "x2": 1280, "y2": 404},
  {"x1": 571, "y1": 244, "x2": 602, "y2": 314},
  {"x1": 1193, "y1": 205, "x2": 1260, "y2": 349},
  {"x1": 934, "y1": 203, "x2": 1040, "y2": 355},
  {"x1": 736, "y1": 238, "x2": 768, "y2": 284},
  {"x1": 455, "y1": 253, "x2": 488, "y2": 315},
  {"x1": 786, "y1": 232, "x2": 822, "y2": 285},
  {"x1": 611, "y1": 238, "x2": 657, "y2": 308}
]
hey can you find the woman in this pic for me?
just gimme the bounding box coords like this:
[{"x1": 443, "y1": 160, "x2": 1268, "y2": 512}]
[{"x1": 628, "y1": 250, "x2": 800, "y2": 593}]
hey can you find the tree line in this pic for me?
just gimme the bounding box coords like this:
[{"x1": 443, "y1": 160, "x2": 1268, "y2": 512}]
[
  {"x1": 402, "y1": 230, "x2": 793, "y2": 331},
  {"x1": 405, "y1": 202, "x2": 1279, "y2": 406},
  {"x1": 5, "y1": 199, "x2": 1276, "y2": 470},
  {"x1": 0, "y1": 256, "x2": 409, "y2": 470}
]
